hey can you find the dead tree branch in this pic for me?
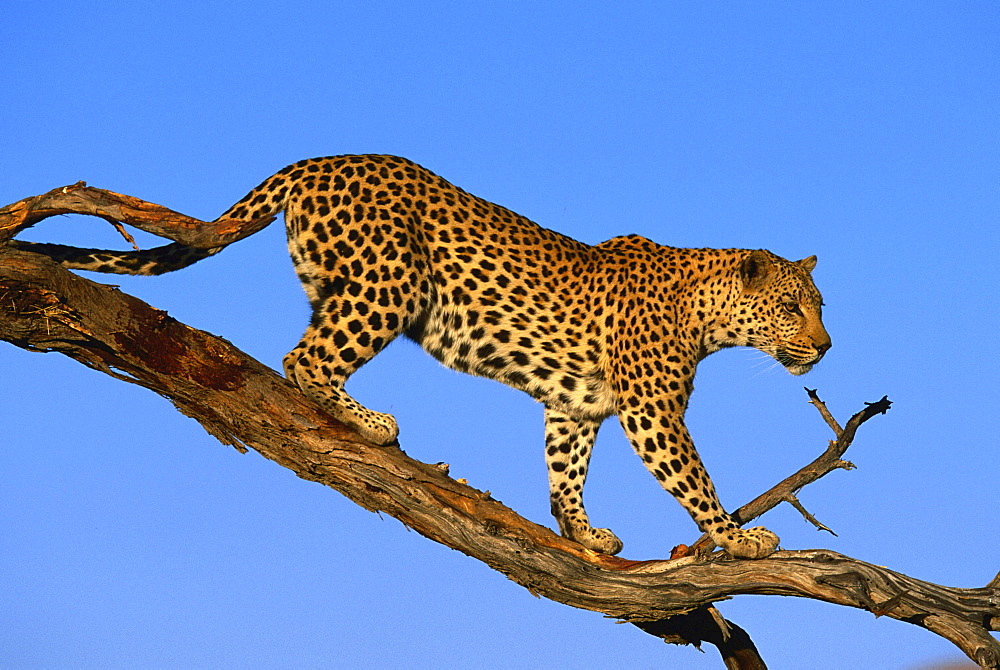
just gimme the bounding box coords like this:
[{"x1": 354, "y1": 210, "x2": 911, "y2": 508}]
[
  {"x1": 0, "y1": 181, "x2": 272, "y2": 247},
  {"x1": 2, "y1": 187, "x2": 998, "y2": 668},
  {"x1": 689, "y1": 390, "x2": 891, "y2": 555}
]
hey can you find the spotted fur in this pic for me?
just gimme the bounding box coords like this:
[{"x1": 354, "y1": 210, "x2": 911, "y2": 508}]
[{"x1": 19, "y1": 155, "x2": 832, "y2": 558}]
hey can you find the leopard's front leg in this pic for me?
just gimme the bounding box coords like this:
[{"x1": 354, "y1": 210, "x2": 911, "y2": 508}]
[{"x1": 617, "y1": 399, "x2": 779, "y2": 559}]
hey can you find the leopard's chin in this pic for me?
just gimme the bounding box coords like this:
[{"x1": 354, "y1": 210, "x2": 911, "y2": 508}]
[{"x1": 785, "y1": 363, "x2": 814, "y2": 376}]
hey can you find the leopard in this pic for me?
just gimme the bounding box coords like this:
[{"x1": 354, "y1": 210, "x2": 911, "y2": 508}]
[{"x1": 16, "y1": 154, "x2": 831, "y2": 559}]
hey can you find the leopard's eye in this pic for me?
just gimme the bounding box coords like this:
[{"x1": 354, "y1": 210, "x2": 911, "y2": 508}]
[{"x1": 783, "y1": 302, "x2": 803, "y2": 316}]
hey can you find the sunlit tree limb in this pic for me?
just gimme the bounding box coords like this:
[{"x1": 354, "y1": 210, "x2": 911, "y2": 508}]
[{"x1": 0, "y1": 181, "x2": 273, "y2": 247}]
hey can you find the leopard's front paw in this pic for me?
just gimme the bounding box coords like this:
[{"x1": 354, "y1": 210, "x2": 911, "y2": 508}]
[
  {"x1": 575, "y1": 527, "x2": 624, "y2": 555},
  {"x1": 716, "y1": 526, "x2": 779, "y2": 559}
]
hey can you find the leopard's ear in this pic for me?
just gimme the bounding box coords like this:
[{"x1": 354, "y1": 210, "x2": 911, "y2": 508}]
[
  {"x1": 796, "y1": 255, "x2": 818, "y2": 273},
  {"x1": 739, "y1": 250, "x2": 773, "y2": 290}
]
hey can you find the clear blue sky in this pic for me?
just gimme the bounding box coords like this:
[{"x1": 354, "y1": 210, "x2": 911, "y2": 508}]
[{"x1": 3, "y1": 2, "x2": 997, "y2": 668}]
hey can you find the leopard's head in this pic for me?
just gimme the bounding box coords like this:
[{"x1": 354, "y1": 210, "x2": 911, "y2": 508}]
[{"x1": 718, "y1": 250, "x2": 831, "y2": 375}]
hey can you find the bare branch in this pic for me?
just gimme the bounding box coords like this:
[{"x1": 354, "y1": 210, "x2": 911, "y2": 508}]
[
  {"x1": 806, "y1": 386, "x2": 843, "y2": 434},
  {"x1": 785, "y1": 495, "x2": 837, "y2": 536},
  {"x1": 0, "y1": 182, "x2": 272, "y2": 247},
  {"x1": 633, "y1": 606, "x2": 766, "y2": 670},
  {"x1": 689, "y1": 388, "x2": 882, "y2": 556}
]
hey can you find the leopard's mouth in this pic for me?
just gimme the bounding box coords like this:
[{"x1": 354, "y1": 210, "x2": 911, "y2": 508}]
[{"x1": 774, "y1": 348, "x2": 823, "y2": 376}]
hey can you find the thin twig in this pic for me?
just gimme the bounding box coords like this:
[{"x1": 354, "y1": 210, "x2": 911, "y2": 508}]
[
  {"x1": 101, "y1": 215, "x2": 140, "y2": 250},
  {"x1": 805, "y1": 387, "x2": 843, "y2": 435},
  {"x1": 785, "y1": 494, "x2": 837, "y2": 536}
]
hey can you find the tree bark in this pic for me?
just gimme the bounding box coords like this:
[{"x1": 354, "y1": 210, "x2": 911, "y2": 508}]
[{"x1": 2, "y1": 187, "x2": 998, "y2": 668}]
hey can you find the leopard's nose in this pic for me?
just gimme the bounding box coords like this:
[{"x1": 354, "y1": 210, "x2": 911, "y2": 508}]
[{"x1": 815, "y1": 340, "x2": 832, "y2": 357}]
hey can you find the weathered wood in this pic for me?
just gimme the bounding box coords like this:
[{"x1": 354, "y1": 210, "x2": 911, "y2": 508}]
[
  {"x1": 2, "y1": 184, "x2": 998, "y2": 667},
  {"x1": 0, "y1": 181, "x2": 272, "y2": 247}
]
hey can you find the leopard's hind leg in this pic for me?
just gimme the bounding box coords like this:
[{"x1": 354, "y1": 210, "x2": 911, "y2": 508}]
[
  {"x1": 283, "y1": 292, "x2": 410, "y2": 445},
  {"x1": 544, "y1": 407, "x2": 623, "y2": 555}
]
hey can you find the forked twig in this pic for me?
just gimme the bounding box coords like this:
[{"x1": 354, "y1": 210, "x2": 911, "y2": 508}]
[{"x1": 689, "y1": 390, "x2": 892, "y2": 554}]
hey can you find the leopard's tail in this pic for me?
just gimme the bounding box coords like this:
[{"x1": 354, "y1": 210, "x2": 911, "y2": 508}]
[
  {"x1": 8, "y1": 240, "x2": 227, "y2": 275},
  {"x1": 10, "y1": 169, "x2": 294, "y2": 276}
]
